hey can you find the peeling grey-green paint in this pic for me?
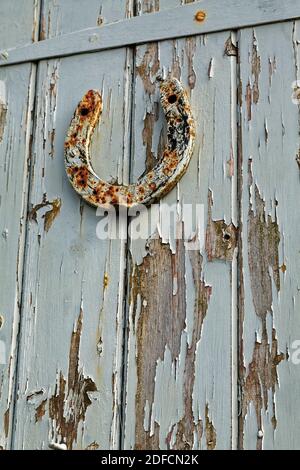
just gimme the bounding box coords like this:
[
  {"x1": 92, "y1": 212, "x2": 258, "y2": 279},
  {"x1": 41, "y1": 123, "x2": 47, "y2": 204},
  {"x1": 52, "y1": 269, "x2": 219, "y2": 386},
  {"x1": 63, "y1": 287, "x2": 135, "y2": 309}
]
[{"x1": 1, "y1": 0, "x2": 300, "y2": 452}]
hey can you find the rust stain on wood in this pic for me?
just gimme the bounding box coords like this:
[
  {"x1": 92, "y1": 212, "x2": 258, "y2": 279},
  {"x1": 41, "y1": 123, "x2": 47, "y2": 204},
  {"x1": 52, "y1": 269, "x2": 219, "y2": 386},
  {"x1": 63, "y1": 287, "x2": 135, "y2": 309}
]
[
  {"x1": 0, "y1": 100, "x2": 7, "y2": 142},
  {"x1": 39, "y1": 13, "x2": 46, "y2": 40},
  {"x1": 29, "y1": 197, "x2": 61, "y2": 232},
  {"x1": 205, "y1": 404, "x2": 217, "y2": 450},
  {"x1": 206, "y1": 190, "x2": 237, "y2": 261},
  {"x1": 35, "y1": 399, "x2": 47, "y2": 423},
  {"x1": 227, "y1": 146, "x2": 235, "y2": 177},
  {"x1": 44, "y1": 198, "x2": 61, "y2": 232},
  {"x1": 103, "y1": 272, "x2": 109, "y2": 290},
  {"x1": 3, "y1": 408, "x2": 9, "y2": 438},
  {"x1": 238, "y1": 76, "x2": 243, "y2": 108},
  {"x1": 136, "y1": 44, "x2": 160, "y2": 95},
  {"x1": 185, "y1": 38, "x2": 196, "y2": 90},
  {"x1": 40, "y1": 3, "x2": 53, "y2": 41},
  {"x1": 251, "y1": 33, "x2": 261, "y2": 105},
  {"x1": 47, "y1": 309, "x2": 97, "y2": 449}
]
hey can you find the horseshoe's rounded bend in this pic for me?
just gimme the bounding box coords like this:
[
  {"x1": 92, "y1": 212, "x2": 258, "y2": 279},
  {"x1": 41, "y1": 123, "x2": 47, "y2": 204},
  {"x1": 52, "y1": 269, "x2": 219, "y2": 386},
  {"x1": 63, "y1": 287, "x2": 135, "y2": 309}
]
[{"x1": 64, "y1": 78, "x2": 195, "y2": 207}]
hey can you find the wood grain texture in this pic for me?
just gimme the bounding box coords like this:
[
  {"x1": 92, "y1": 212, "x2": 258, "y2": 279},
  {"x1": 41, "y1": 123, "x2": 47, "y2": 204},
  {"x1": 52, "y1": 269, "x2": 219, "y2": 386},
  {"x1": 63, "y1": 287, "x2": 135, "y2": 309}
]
[
  {"x1": 123, "y1": 0, "x2": 238, "y2": 449},
  {"x1": 2, "y1": 0, "x2": 300, "y2": 451},
  {"x1": 12, "y1": 1, "x2": 134, "y2": 450},
  {"x1": 238, "y1": 21, "x2": 300, "y2": 449},
  {"x1": 2, "y1": 0, "x2": 300, "y2": 66},
  {"x1": 0, "y1": 0, "x2": 39, "y2": 450}
]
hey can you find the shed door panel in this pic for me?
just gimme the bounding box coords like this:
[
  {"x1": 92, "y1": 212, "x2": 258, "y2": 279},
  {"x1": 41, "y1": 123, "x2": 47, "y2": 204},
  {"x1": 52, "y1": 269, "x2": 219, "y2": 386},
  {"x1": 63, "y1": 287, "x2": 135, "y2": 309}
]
[
  {"x1": 12, "y1": 0, "x2": 134, "y2": 450},
  {"x1": 0, "y1": 0, "x2": 39, "y2": 450},
  {"x1": 0, "y1": 63, "x2": 36, "y2": 451},
  {"x1": 124, "y1": 31, "x2": 237, "y2": 450},
  {"x1": 0, "y1": 0, "x2": 300, "y2": 452},
  {"x1": 238, "y1": 21, "x2": 300, "y2": 450}
]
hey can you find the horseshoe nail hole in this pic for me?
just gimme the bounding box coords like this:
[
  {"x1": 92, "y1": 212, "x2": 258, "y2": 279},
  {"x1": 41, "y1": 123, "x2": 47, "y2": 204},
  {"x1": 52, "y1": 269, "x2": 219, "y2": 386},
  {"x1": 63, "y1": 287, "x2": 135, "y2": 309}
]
[
  {"x1": 80, "y1": 107, "x2": 89, "y2": 116},
  {"x1": 168, "y1": 94, "x2": 177, "y2": 104},
  {"x1": 0, "y1": 315, "x2": 4, "y2": 329},
  {"x1": 223, "y1": 233, "x2": 231, "y2": 241}
]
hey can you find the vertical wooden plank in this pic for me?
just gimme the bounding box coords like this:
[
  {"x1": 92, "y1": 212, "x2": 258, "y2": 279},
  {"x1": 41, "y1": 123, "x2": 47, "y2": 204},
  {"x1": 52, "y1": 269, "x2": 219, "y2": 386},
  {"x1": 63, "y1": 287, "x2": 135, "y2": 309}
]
[
  {"x1": 123, "y1": 0, "x2": 238, "y2": 449},
  {"x1": 12, "y1": 1, "x2": 134, "y2": 450},
  {"x1": 0, "y1": 0, "x2": 40, "y2": 49},
  {"x1": 238, "y1": 21, "x2": 300, "y2": 449},
  {"x1": 40, "y1": 0, "x2": 133, "y2": 40},
  {"x1": 0, "y1": 0, "x2": 40, "y2": 450}
]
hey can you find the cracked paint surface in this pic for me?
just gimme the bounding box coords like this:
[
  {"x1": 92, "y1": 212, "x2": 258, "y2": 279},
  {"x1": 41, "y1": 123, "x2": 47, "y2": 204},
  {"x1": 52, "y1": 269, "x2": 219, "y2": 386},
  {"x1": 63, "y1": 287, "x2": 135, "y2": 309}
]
[
  {"x1": 124, "y1": 19, "x2": 236, "y2": 450},
  {"x1": 129, "y1": 235, "x2": 212, "y2": 450},
  {"x1": 0, "y1": 96, "x2": 7, "y2": 142},
  {"x1": 11, "y1": 2, "x2": 134, "y2": 449},
  {"x1": 206, "y1": 190, "x2": 237, "y2": 262},
  {"x1": 238, "y1": 23, "x2": 300, "y2": 449},
  {"x1": 48, "y1": 310, "x2": 97, "y2": 449},
  {"x1": 0, "y1": 52, "x2": 37, "y2": 449},
  {"x1": 3, "y1": 0, "x2": 300, "y2": 453}
]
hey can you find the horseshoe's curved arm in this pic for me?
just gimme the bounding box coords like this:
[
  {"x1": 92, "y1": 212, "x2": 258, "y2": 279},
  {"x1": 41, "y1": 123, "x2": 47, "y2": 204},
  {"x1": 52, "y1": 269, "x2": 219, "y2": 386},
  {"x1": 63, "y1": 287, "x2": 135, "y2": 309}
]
[{"x1": 64, "y1": 78, "x2": 195, "y2": 207}]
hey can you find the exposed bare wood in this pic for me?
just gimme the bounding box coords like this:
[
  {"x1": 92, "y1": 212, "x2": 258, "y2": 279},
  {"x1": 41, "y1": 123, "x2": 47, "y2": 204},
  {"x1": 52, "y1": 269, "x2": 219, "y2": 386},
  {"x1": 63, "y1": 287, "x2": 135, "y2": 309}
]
[
  {"x1": 12, "y1": 1, "x2": 134, "y2": 450},
  {"x1": 238, "y1": 21, "x2": 300, "y2": 449},
  {"x1": 124, "y1": 12, "x2": 237, "y2": 448},
  {"x1": 1, "y1": 0, "x2": 299, "y2": 452},
  {"x1": 0, "y1": 0, "x2": 40, "y2": 449},
  {"x1": 48, "y1": 310, "x2": 97, "y2": 450},
  {"x1": 206, "y1": 190, "x2": 237, "y2": 262}
]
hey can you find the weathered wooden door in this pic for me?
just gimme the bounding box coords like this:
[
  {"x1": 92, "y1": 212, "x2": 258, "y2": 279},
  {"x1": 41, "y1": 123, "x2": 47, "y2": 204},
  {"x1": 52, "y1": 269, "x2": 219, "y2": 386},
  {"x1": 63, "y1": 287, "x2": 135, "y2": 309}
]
[{"x1": 1, "y1": 0, "x2": 300, "y2": 450}]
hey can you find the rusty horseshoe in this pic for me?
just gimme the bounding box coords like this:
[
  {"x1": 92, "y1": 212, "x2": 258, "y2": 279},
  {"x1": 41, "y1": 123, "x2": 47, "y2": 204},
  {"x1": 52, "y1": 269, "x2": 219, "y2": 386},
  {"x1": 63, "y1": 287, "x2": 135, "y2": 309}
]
[{"x1": 64, "y1": 78, "x2": 195, "y2": 207}]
